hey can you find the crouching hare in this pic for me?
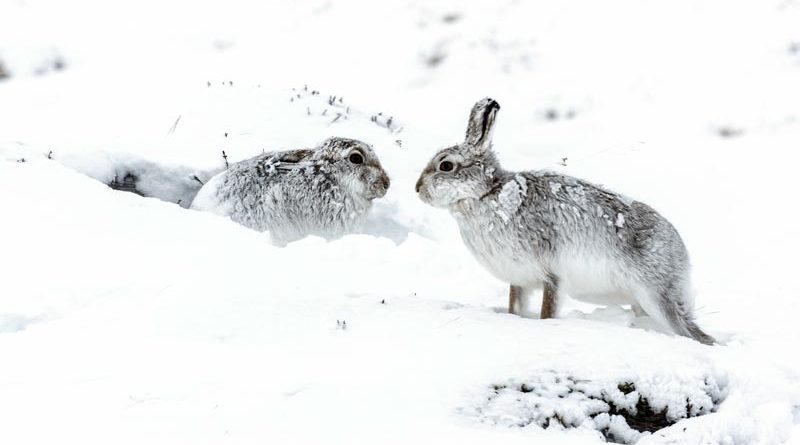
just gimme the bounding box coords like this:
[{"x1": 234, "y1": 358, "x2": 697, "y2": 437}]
[
  {"x1": 192, "y1": 137, "x2": 390, "y2": 246},
  {"x1": 415, "y1": 98, "x2": 714, "y2": 345}
]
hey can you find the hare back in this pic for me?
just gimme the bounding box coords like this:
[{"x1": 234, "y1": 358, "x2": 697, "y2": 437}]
[{"x1": 455, "y1": 171, "x2": 690, "y2": 304}]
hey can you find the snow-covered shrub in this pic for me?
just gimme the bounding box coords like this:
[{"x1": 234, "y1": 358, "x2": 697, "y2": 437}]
[
  {"x1": 465, "y1": 369, "x2": 726, "y2": 444},
  {"x1": 288, "y1": 85, "x2": 403, "y2": 133}
]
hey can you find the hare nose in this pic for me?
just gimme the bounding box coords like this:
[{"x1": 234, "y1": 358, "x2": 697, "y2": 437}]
[{"x1": 415, "y1": 177, "x2": 423, "y2": 193}]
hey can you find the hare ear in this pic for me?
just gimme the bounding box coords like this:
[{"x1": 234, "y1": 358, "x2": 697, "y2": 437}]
[{"x1": 464, "y1": 98, "x2": 500, "y2": 153}]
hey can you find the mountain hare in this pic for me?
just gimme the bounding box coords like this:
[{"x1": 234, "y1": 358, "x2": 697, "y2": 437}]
[
  {"x1": 192, "y1": 137, "x2": 390, "y2": 246},
  {"x1": 415, "y1": 98, "x2": 714, "y2": 344}
]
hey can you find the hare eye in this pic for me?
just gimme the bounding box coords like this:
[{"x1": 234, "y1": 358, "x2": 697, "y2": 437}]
[
  {"x1": 438, "y1": 160, "x2": 454, "y2": 172},
  {"x1": 348, "y1": 152, "x2": 364, "y2": 164}
]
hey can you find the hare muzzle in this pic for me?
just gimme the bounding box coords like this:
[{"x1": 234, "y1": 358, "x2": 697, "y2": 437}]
[
  {"x1": 374, "y1": 172, "x2": 390, "y2": 198},
  {"x1": 364, "y1": 169, "x2": 390, "y2": 199},
  {"x1": 415, "y1": 174, "x2": 431, "y2": 204}
]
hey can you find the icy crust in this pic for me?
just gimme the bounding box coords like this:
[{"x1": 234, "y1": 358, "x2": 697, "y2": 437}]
[{"x1": 465, "y1": 368, "x2": 725, "y2": 444}]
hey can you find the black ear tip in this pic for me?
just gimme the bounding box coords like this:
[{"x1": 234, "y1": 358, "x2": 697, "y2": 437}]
[{"x1": 482, "y1": 97, "x2": 500, "y2": 111}]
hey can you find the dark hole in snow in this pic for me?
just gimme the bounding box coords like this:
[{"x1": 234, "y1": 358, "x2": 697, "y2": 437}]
[
  {"x1": 607, "y1": 392, "x2": 670, "y2": 434},
  {"x1": 617, "y1": 382, "x2": 635, "y2": 395},
  {"x1": 469, "y1": 371, "x2": 725, "y2": 444},
  {"x1": 109, "y1": 173, "x2": 143, "y2": 196},
  {"x1": 78, "y1": 161, "x2": 211, "y2": 209}
]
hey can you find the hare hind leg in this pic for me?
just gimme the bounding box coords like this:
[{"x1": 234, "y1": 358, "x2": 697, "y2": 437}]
[
  {"x1": 541, "y1": 276, "x2": 560, "y2": 319},
  {"x1": 509, "y1": 285, "x2": 535, "y2": 316},
  {"x1": 632, "y1": 303, "x2": 647, "y2": 317},
  {"x1": 510, "y1": 284, "x2": 558, "y2": 319},
  {"x1": 509, "y1": 285, "x2": 522, "y2": 315}
]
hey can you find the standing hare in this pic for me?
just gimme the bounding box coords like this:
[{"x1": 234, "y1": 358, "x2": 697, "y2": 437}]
[
  {"x1": 415, "y1": 98, "x2": 714, "y2": 344},
  {"x1": 192, "y1": 137, "x2": 390, "y2": 246}
]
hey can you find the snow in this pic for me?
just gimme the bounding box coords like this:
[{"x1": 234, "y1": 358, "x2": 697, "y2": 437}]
[
  {"x1": 494, "y1": 174, "x2": 528, "y2": 222},
  {"x1": 2, "y1": 0, "x2": 800, "y2": 444},
  {"x1": 615, "y1": 213, "x2": 625, "y2": 228}
]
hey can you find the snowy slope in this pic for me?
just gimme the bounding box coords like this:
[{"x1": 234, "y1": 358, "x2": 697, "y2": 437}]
[{"x1": 2, "y1": 0, "x2": 800, "y2": 444}]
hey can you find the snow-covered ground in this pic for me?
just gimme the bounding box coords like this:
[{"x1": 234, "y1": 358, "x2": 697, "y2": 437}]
[{"x1": 2, "y1": 0, "x2": 800, "y2": 443}]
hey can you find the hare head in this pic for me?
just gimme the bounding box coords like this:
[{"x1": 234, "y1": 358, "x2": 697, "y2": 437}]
[
  {"x1": 415, "y1": 98, "x2": 501, "y2": 208},
  {"x1": 319, "y1": 137, "x2": 390, "y2": 200}
]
